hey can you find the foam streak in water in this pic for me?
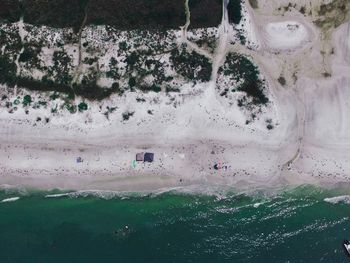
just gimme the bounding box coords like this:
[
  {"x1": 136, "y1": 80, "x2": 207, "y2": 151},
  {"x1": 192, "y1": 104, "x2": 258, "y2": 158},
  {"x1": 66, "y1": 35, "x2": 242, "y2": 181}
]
[
  {"x1": 1, "y1": 197, "x2": 20, "y2": 203},
  {"x1": 324, "y1": 195, "x2": 350, "y2": 204}
]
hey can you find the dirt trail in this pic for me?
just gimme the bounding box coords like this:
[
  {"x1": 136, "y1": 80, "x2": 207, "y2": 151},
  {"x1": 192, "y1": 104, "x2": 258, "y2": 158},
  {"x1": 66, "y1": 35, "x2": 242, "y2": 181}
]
[
  {"x1": 14, "y1": 17, "x2": 27, "y2": 76},
  {"x1": 210, "y1": 0, "x2": 231, "y2": 84},
  {"x1": 182, "y1": 0, "x2": 191, "y2": 38},
  {"x1": 72, "y1": 1, "x2": 90, "y2": 85}
]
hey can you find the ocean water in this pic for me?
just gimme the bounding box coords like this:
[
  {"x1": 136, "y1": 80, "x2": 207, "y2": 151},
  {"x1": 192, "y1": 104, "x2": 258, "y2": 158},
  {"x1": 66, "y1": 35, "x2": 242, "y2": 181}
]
[{"x1": 0, "y1": 185, "x2": 350, "y2": 263}]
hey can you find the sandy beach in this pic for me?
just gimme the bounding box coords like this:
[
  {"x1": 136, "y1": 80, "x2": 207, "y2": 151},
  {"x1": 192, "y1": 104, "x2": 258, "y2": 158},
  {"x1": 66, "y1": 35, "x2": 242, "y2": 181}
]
[{"x1": 1, "y1": 0, "x2": 350, "y2": 192}]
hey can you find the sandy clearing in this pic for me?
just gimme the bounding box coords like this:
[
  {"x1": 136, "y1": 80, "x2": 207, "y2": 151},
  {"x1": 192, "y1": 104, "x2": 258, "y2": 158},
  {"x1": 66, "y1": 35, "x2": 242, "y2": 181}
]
[{"x1": 264, "y1": 21, "x2": 309, "y2": 50}]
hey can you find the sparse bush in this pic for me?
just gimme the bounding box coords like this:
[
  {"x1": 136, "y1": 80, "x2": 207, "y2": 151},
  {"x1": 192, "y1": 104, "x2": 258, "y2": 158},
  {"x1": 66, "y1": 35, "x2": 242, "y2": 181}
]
[
  {"x1": 122, "y1": 111, "x2": 134, "y2": 121},
  {"x1": 19, "y1": 48, "x2": 35, "y2": 63},
  {"x1": 78, "y1": 102, "x2": 88, "y2": 112},
  {"x1": 106, "y1": 57, "x2": 120, "y2": 79},
  {"x1": 64, "y1": 103, "x2": 77, "y2": 113},
  {"x1": 139, "y1": 84, "x2": 161, "y2": 93},
  {"x1": 218, "y1": 53, "x2": 269, "y2": 106},
  {"x1": 278, "y1": 76, "x2": 286, "y2": 86},
  {"x1": 170, "y1": 45, "x2": 212, "y2": 82},
  {"x1": 23, "y1": 95, "x2": 32, "y2": 106},
  {"x1": 128, "y1": 77, "x2": 136, "y2": 87}
]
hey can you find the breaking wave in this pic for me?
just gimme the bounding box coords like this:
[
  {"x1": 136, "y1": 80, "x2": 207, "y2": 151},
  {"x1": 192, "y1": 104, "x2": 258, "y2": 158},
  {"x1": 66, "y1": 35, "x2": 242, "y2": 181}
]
[
  {"x1": 1, "y1": 197, "x2": 20, "y2": 203},
  {"x1": 324, "y1": 195, "x2": 350, "y2": 204}
]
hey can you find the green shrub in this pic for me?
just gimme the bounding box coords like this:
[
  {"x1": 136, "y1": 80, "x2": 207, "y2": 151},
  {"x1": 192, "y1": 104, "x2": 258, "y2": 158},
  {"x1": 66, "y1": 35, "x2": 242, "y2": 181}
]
[
  {"x1": 19, "y1": 49, "x2": 35, "y2": 63},
  {"x1": 139, "y1": 84, "x2": 161, "y2": 93},
  {"x1": 64, "y1": 103, "x2": 77, "y2": 113},
  {"x1": 278, "y1": 76, "x2": 286, "y2": 86},
  {"x1": 166, "y1": 86, "x2": 180, "y2": 93},
  {"x1": 23, "y1": 95, "x2": 32, "y2": 106},
  {"x1": 49, "y1": 92, "x2": 60, "y2": 101},
  {"x1": 118, "y1": 41, "x2": 128, "y2": 52},
  {"x1": 0, "y1": 56, "x2": 17, "y2": 85},
  {"x1": 78, "y1": 102, "x2": 88, "y2": 112},
  {"x1": 106, "y1": 57, "x2": 120, "y2": 79},
  {"x1": 125, "y1": 51, "x2": 141, "y2": 70},
  {"x1": 128, "y1": 77, "x2": 136, "y2": 87},
  {"x1": 122, "y1": 111, "x2": 134, "y2": 121},
  {"x1": 111, "y1": 82, "x2": 124, "y2": 95}
]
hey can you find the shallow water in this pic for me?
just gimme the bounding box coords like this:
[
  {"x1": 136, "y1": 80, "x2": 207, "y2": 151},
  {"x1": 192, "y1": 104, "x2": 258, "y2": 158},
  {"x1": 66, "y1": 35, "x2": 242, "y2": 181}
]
[{"x1": 0, "y1": 185, "x2": 350, "y2": 262}]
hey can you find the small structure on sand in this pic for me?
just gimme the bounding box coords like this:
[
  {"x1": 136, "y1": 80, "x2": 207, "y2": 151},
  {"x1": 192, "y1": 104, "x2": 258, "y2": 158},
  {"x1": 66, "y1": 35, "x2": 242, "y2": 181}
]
[
  {"x1": 136, "y1": 152, "x2": 144, "y2": 162},
  {"x1": 144, "y1": 152, "x2": 154, "y2": 162},
  {"x1": 135, "y1": 152, "x2": 154, "y2": 163},
  {"x1": 213, "y1": 163, "x2": 230, "y2": 170},
  {"x1": 76, "y1": 157, "x2": 83, "y2": 163}
]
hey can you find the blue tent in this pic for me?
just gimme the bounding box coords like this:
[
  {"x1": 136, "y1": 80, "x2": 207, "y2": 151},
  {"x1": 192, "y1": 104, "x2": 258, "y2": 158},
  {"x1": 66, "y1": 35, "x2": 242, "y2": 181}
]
[{"x1": 144, "y1": 152, "x2": 154, "y2": 163}]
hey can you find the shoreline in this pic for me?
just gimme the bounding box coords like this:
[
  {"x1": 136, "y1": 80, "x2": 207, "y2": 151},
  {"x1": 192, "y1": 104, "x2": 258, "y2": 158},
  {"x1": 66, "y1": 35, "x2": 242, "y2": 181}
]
[{"x1": 1, "y1": 173, "x2": 350, "y2": 197}]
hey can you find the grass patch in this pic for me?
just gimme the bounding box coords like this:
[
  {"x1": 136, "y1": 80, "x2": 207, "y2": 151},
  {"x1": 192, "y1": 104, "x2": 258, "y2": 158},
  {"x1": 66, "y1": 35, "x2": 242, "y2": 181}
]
[{"x1": 314, "y1": 0, "x2": 350, "y2": 30}]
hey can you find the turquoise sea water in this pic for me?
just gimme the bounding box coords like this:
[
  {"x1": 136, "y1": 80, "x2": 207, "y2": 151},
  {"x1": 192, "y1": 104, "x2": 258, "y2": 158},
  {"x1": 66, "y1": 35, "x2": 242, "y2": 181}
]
[{"x1": 0, "y1": 185, "x2": 350, "y2": 263}]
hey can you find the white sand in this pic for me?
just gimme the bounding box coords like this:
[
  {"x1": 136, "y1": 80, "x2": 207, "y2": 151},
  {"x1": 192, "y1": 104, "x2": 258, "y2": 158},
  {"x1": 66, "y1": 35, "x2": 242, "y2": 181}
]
[
  {"x1": 1, "y1": 0, "x2": 350, "y2": 192},
  {"x1": 264, "y1": 21, "x2": 309, "y2": 50}
]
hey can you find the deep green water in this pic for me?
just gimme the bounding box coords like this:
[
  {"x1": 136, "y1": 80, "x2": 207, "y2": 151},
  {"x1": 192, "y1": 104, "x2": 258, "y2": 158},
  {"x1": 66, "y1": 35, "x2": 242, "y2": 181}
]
[{"x1": 0, "y1": 185, "x2": 350, "y2": 263}]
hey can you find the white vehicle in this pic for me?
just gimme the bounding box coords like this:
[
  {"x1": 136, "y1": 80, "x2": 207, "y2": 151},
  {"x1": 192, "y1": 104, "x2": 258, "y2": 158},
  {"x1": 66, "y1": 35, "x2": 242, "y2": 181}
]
[{"x1": 343, "y1": 240, "x2": 350, "y2": 256}]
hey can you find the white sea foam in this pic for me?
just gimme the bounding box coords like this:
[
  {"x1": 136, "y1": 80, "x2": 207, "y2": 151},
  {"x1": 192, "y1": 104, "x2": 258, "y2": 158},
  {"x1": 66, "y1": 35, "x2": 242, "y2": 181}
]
[
  {"x1": 253, "y1": 202, "x2": 262, "y2": 208},
  {"x1": 42, "y1": 185, "x2": 285, "y2": 201},
  {"x1": 324, "y1": 195, "x2": 350, "y2": 204},
  {"x1": 1, "y1": 197, "x2": 20, "y2": 203},
  {"x1": 47, "y1": 185, "x2": 228, "y2": 200},
  {"x1": 45, "y1": 193, "x2": 72, "y2": 198},
  {"x1": 45, "y1": 190, "x2": 150, "y2": 199}
]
